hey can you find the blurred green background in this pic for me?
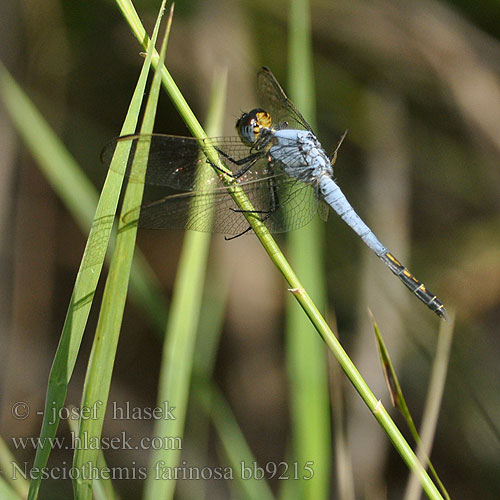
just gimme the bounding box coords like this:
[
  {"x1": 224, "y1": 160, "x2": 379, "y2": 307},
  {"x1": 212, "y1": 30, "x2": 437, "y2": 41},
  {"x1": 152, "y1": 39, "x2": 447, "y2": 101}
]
[{"x1": 0, "y1": 0, "x2": 499, "y2": 499}]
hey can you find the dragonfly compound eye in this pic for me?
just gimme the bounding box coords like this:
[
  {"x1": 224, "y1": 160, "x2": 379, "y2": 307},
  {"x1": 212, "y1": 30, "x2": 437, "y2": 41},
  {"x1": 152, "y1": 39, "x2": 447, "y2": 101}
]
[{"x1": 236, "y1": 108, "x2": 272, "y2": 145}]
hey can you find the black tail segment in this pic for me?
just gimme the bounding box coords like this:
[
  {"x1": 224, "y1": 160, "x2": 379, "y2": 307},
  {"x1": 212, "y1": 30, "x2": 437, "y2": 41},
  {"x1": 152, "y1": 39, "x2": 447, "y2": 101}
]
[{"x1": 380, "y1": 252, "x2": 448, "y2": 320}]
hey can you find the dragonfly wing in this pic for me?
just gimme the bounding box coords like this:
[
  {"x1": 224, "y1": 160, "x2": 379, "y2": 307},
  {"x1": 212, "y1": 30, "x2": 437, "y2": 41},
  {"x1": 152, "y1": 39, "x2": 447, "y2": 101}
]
[
  {"x1": 266, "y1": 176, "x2": 318, "y2": 232},
  {"x1": 123, "y1": 174, "x2": 317, "y2": 235},
  {"x1": 318, "y1": 200, "x2": 329, "y2": 222},
  {"x1": 124, "y1": 189, "x2": 236, "y2": 233},
  {"x1": 101, "y1": 134, "x2": 200, "y2": 187},
  {"x1": 257, "y1": 67, "x2": 313, "y2": 132},
  {"x1": 101, "y1": 134, "x2": 262, "y2": 189}
]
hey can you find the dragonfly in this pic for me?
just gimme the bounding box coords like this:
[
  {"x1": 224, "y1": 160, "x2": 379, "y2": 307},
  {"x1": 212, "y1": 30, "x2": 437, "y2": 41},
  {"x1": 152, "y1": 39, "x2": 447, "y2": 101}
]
[{"x1": 102, "y1": 67, "x2": 447, "y2": 319}]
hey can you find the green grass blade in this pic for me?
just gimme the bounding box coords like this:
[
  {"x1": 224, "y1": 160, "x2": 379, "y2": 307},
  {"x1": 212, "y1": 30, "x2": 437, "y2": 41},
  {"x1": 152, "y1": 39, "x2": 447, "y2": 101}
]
[
  {"x1": 285, "y1": 1, "x2": 331, "y2": 499},
  {"x1": 370, "y1": 310, "x2": 452, "y2": 500},
  {"x1": 0, "y1": 435, "x2": 29, "y2": 498},
  {"x1": 195, "y1": 383, "x2": 276, "y2": 500},
  {"x1": 0, "y1": 64, "x2": 168, "y2": 333},
  {"x1": 67, "y1": 413, "x2": 118, "y2": 500},
  {"x1": 0, "y1": 60, "x2": 100, "y2": 230},
  {"x1": 404, "y1": 314, "x2": 455, "y2": 500},
  {"x1": 180, "y1": 87, "x2": 233, "y2": 500},
  {"x1": 93, "y1": 452, "x2": 118, "y2": 500},
  {"x1": 0, "y1": 480, "x2": 22, "y2": 500},
  {"x1": 143, "y1": 68, "x2": 227, "y2": 500},
  {"x1": 72, "y1": 4, "x2": 169, "y2": 499},
  {"x1": 370, "y1": 310, "x2": 407, "y2": 410},
  {"x1": 192, "y1": 266, "x2": 230, "y2": 378},
  {"x1": 117, "y1": 5, "x2": 445, "y2": 499},
  {"x1": 189, "y1": 273, "x2": 231, "y2": 500},
  {"x1": 0, "y1": 12, "x2": 166, "y2": 497},
  {"x1": 328, "y1": 327, "x2": 356, "y2": 500}
]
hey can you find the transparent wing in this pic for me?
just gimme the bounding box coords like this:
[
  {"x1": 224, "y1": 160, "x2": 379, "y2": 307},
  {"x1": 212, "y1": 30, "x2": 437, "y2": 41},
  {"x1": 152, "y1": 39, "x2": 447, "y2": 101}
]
[
  {"x1": 257, "y1": 66, "x2": 313, "y2": 132},
  {"x1": 318, "y1": 200, "x2": 329, "y2": 222},
  {"x1": 101, "y1": 131, "x2": 319, "y2": 235},
  {"x1": 101, "y1": 133, "x2": 270, "y2": 188},
  {"x1": 123, "y1": 174, "x2": 318, "y2": 235}
]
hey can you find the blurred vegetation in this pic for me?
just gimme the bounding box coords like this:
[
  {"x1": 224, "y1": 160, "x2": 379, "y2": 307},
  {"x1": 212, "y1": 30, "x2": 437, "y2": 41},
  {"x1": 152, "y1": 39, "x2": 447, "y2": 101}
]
[{"x1": 0, "y1": 0, "x2": 499, "y2": 499}]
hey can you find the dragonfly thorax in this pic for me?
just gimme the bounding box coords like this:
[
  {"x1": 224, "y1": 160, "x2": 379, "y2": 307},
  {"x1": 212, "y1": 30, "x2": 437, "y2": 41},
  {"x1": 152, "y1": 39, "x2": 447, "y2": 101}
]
[
  {"x1": 236, "y1": 108, "x2": 272, "y2": 146},
  {"x1": 270, "y1": 129, "x2": 333, "y2": 184}
]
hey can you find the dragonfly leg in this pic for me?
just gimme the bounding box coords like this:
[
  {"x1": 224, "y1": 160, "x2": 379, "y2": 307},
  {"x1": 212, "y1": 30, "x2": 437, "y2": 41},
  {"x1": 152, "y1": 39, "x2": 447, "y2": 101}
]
[
  {"x1": 212, "y1": 148, "x2": 264, "y2": 178},
  {"x1": 225, "y1": 176, "x2": 280, "y2": 241},
  {"x1": 224, "y1": 225, "x2": 254, "y2": 240},
  {"x1": 230, "y1": 208, "x2": 272, "y2": 214}
]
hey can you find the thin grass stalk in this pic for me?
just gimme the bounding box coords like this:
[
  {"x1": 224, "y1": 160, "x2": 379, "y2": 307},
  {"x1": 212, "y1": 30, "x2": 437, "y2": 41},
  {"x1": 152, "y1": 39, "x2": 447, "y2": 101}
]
[
  {"x1": 178, "y1": 76, "x2": 232, "y2": 500},
  {"x1": 190, "y1": 279, "x2": 231, "y2": 500},
  {"x1": 117, "y1": 3, "x2": 445, "y2": 498},
  {"x1": 143, "y1": 69, "x2": 226, "y2": 500},
  {"x1": 67, "y1": 413, "x2": 118, "y2": 500},
  {"x1": 285, "y1": 1, "x2": 331, "y2": 498},
  {"x1": 195, "y1": 383, "x2": 276, "y2": 500},
  {"x1": 189, "y1": 264, "x2": 275, "y2": 500},
  {"x1": 191, "y1": 273, "x2": 278, "y2": 500},
  {"x1": 72, "y1": 5, "x2": 169, "y2": 499},
  {"x1": 370, "y1": 311, "x2": 452, "y2": 500}
]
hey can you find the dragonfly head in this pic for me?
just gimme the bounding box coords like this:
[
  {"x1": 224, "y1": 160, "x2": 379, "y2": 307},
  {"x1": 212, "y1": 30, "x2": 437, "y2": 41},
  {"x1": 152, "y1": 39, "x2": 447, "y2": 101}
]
[{"x1": 236, "y1": 109, "x2": 272, "y2": 146}]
